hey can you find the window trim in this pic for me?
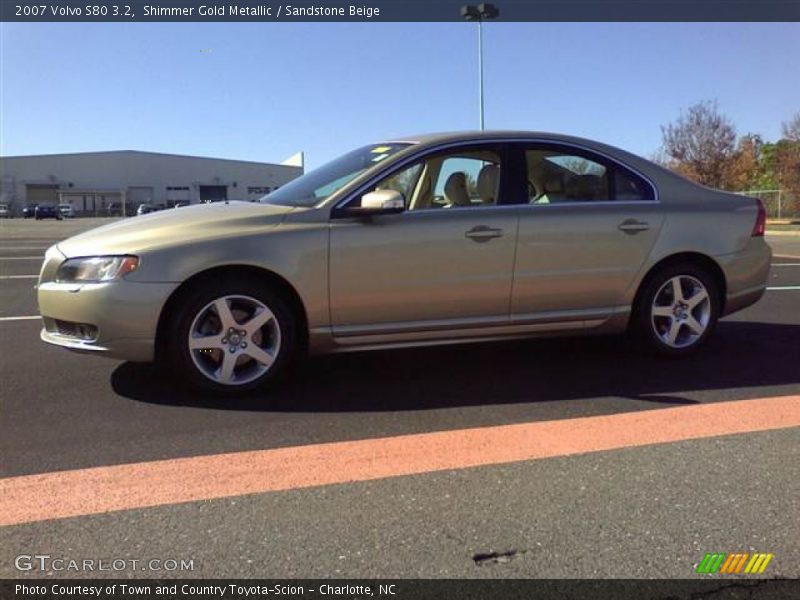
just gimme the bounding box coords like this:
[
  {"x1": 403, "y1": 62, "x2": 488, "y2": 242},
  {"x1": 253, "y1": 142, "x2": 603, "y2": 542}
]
[{"x1": 329, "y1": 137, "x2": 658, "y2": 218}]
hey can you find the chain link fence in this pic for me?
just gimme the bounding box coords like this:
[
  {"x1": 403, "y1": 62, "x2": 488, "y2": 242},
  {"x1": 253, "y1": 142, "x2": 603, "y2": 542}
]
[{"x1": 738, "y1": 189, "x2": 800, "y2": 221}]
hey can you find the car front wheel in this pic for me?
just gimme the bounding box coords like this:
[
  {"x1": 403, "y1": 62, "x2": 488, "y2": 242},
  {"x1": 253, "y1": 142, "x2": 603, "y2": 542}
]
[
  {"x1": 166, "y1": 279, "x2": 297, "y2": 394},
  {"x1": 633, "y1": 264, "x2": 720, "y2": 356}
]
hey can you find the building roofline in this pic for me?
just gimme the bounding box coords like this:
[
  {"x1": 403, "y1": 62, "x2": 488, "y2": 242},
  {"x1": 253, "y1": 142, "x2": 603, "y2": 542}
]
[{"x1": 0, "y1": 149, "x2": 303, "y2": 169}]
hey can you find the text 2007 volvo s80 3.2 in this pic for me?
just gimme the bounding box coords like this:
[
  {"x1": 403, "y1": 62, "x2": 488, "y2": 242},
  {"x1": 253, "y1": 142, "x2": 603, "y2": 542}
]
[{"x1": 37, "y1": 132, "x2": 771, "y2": 394}]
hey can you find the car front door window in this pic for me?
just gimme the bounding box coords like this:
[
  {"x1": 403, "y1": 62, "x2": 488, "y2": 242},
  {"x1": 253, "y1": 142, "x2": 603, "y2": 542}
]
[{"x1": 362, "y1": 148, "x2": 502, "y2": 211}]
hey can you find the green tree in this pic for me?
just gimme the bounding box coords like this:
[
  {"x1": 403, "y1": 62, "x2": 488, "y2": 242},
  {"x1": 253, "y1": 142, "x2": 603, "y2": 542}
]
[
  {"x1": 725, "y1": 134, "x2": 762, "y2": 191},
  {"x1": 773, "y1": 112, "x2": 800, "y2": 192}
]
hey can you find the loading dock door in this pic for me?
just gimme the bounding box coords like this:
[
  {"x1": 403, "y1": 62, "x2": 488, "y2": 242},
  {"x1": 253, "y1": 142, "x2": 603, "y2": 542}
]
[
  {"x1": 26, "y1": 184, "x2": 59, "y2": 204},
  {"x1": 199, "y1": 185, "x2": 227, "y2": 202},
  {"x1": 128, "y1": 187, "x2": 154, "y2": 206}
]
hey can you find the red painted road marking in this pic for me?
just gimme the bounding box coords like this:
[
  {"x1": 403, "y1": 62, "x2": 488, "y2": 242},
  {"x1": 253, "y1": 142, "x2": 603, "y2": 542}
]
[{"x1": 1, "y1": 395, "x2": 798, "y2": 527}]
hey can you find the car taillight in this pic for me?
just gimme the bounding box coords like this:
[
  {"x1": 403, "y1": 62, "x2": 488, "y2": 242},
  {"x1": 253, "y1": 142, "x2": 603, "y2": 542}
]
[{"x1": 752, "y1": 198, "x2": 766, "y2": 237}]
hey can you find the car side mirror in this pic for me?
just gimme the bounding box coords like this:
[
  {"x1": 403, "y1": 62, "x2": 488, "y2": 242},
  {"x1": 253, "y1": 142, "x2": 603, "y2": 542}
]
[
  {"x1": 362, "y1": 189, "x2": 404, "y2": 211},
  {"x1": 336, "y1": 189, "x2": 405, "y2": 218}
]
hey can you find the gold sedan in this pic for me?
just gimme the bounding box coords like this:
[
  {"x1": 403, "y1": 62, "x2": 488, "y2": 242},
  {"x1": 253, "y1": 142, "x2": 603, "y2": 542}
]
[{"x1": 38, "y1": 132, "x2": 771, "y2": 393}]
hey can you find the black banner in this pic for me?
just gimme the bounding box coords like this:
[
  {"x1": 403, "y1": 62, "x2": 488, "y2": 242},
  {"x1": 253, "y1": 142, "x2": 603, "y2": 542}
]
[
  {"x1": 2, "y1": 0, "x2": 800, "y2": 22},
  {"x1": 3, "y1": 579, "x2": 800, "y2": 600}
]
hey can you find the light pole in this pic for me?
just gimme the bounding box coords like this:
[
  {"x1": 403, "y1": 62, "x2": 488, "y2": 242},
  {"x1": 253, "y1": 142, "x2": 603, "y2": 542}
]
[{"x1": 461, "y1": 3, "x2": 499, "y2": 131}]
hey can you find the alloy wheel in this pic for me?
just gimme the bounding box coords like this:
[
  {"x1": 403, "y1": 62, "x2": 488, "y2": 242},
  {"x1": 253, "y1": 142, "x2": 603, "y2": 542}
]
[
  {"x1": 187, "y1": 295, "x2": 281, "y2": 385},
  {"x1": 650, "y1": 275, "x2": 711, "y2": 349}
]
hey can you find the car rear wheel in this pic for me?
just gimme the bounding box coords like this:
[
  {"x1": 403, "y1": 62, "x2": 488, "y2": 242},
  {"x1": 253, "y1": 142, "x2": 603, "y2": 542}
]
[
  {"x1": 166, "y1": 279, "x2": 297, "y2": 394},
  {"x1": 633, "y1": 263, "x2": 720, "y2": 356}
]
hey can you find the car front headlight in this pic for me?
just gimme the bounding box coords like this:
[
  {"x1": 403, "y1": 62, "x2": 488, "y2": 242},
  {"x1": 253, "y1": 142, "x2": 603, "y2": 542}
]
[{"x1": 56, "y1": 256, "x2": 139, "y2": 283}]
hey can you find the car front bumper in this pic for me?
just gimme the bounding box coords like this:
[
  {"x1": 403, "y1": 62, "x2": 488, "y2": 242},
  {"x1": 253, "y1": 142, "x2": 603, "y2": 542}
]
[{"x1": 37, "y1": 247, "x2": 178, "y2": 362}]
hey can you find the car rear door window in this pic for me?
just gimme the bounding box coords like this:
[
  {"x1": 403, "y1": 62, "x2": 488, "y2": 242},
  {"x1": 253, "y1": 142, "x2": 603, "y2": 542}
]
[
  {"x1": 524, "y1": 145, "x2": 654, "y2": 203},
  {"x1": 614, "y1": 169, "x2": 655, "y2": 201}
]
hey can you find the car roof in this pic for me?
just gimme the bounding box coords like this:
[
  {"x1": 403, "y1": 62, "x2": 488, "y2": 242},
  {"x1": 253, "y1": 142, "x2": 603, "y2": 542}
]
[
  {"x1": 385, "y1": 130, "x2": 651, "y2": 165},
  {"x1": 388, "y1": 130, "x2": 595, "y2": 144}
]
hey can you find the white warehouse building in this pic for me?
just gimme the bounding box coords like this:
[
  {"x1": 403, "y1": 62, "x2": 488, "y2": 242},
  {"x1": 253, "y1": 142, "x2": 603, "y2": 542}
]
[{"x1": 0, "y1": 150, "x2": 304, "y2": 216}]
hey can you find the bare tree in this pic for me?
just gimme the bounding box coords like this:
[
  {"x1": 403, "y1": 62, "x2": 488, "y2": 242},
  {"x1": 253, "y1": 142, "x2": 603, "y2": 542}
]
[
  {"x1": 661, "y1": 101, "x2": 737, "y2": 188},
  {"x1": 782, "y1": 112, "x2": 800, "y2": 142}
]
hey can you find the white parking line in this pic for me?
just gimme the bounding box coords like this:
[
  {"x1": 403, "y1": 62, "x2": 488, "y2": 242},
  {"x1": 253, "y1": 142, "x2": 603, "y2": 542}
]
[
  {"x1": 0, "y1": 275, "x2": 38, "y2": 279},
  {"x1": 0, "y1": 315, "x2": 40, "y2": 322},
  {"x1": 0, "y1": 256, "x2": 43, "y2": 260},
  {"x1": 771, "y1": 263, "x2": 800, "y2": 267},
  {"x1": 766, "y1": 286, "x2": 800, "y2": 291}
]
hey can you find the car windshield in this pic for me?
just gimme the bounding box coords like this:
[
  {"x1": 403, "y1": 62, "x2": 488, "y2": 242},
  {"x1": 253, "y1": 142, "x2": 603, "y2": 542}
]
[{"x1": 261, "y1": 143, "x2": 411, "y2": 207}]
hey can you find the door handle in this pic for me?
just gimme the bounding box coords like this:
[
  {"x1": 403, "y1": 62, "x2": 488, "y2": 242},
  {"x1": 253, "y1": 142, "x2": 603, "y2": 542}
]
[
  {"x1": 618, "y1": 219, "x2": 650, "y2": 234},
  {"x1": 465, "y1": 225, "x2": 504, "y2": 242}
]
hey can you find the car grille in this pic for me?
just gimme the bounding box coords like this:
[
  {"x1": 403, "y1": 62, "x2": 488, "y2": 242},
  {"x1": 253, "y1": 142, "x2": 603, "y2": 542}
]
[{"x1": 46, "y1": 318, "x2": 98, "y2": 341}]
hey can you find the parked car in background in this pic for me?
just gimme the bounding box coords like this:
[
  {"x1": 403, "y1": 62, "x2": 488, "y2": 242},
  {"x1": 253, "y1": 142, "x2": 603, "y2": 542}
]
[
  {"x1": 58, "y1": 204, "x2": 76, "y2": 218},
  {"x1": 37, "y1": 131, "x2": 771, "y2": 394},
  {"x1": 34, "y1": 204, "x2": 62, "y2": 220},
  {"x1": 137, "y1": 203, "x2": 165, "y2": 216},
  {"x1": 0, "y1": 204, "x2": 10, "y2": 218},
  {"x1": 23, "y1": 205, "x2": 38, "y2": 218}
]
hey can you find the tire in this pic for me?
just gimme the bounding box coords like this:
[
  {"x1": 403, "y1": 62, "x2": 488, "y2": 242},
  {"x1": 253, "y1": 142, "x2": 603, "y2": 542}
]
[
  {"x1": 632, "y1": 263, "x2": 720, "y2": 356},
  {"x1": 164, "y1": 277, "x2": 298, "y2": 395}
]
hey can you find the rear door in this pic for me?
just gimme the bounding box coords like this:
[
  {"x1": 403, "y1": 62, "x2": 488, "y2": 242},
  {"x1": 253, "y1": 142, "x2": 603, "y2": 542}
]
[{"x1": 510, "y1": 142, "x2": 664, "y2": 322}]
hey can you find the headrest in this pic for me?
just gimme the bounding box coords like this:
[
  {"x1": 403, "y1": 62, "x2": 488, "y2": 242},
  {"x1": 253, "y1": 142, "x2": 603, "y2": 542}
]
[
  {"x1": 477, "y1": 164, "x2": 500, "y2": 203},
  {"x1": 444, "y1": 172, "x2": 471, "y2": 206},
  {"x1": 565, "y1": 174, "x2": 602, "y2": 200},
  {"x1": 544, "y1": 176, "x2": 563, "y2": 194}
]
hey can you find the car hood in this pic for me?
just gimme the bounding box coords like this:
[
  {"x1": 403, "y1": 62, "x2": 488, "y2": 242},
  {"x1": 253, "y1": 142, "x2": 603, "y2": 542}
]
[{"x1": 57, "y1": 201, "x2": 295, "y2": 257}]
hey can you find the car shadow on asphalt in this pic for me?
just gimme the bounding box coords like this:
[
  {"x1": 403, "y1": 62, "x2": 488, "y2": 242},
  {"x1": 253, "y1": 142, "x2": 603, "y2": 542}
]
[{"x1": 110, "y1": 320, "x2": 800, "y2": 412}]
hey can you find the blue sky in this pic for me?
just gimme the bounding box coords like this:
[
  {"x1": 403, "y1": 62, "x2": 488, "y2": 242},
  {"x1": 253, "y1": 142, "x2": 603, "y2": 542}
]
[{"x1": 1, "y1": 22, "x2": 798, "y2": 168}]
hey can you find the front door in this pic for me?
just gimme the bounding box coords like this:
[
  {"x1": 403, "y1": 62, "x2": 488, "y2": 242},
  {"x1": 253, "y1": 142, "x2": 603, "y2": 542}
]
[{"x1": 329, "y1": 144, "x2": 518, "y2": 338}]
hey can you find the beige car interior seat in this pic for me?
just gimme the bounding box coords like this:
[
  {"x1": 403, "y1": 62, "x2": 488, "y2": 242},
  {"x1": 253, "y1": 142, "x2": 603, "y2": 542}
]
[
  {"x1": 533, "y1": 176, "x2": 565, "y2": 204},
  {"x1": 443, "y1": 172, "x2": 471, "y2": 207},
  {"x1": 476, "y1": 164, "x2": 500, "y2": 204}
]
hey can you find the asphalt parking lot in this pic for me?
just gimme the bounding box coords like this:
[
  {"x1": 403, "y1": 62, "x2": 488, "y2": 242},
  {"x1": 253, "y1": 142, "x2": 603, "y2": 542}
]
[{"x1": 0, "y1": 217, "x2": 798, "y2": 580}]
